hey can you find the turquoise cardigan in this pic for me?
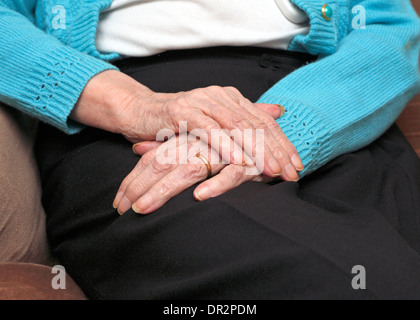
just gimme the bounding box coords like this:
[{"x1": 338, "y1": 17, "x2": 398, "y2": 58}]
[{"x1": 0, "y1": 0, "x2": 419, "y2": 177}]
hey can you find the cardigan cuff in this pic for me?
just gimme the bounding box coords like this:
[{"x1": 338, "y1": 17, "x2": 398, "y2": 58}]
[
  {"x1": 3, "y1": 46, "x2": 118, "y2": 134},
  {"x1": 257, "y1": 95, "x2": 332, "y2": 177}
]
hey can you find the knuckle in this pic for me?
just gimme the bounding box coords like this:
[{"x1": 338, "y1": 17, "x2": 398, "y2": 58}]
[
  {"x1": 163, "y1": 99, "x2": 181, "y2": 114},
  {"x1": 150, "y1": 158, "x2": 174, "y2": 175},
  {"x1": 249, "y1": 117, "x2": 268, "y2": 130},
  {"x1": 260, "y1": 111, "x2": 277, "y2": 123},
  {"x1": 207, "y1": 103, "x2": 224, "y2": 117},
  {"x1": 174, "y1": 97, "x2": 189, "y2": 109},
  {"x1": 167, "y1": 94, "x2": 191, "y2": 112},
  {"x1": 156, "y1": 180, "x2": 172, "y2": 197},
  {"x1": 271, "y1": 147, "x2": 290, "y2": 165},
  {"x1": 189, "y1": 88, "x2": 207, "y2": 99},
  {"x1": 187, "y1": 162, "x2": 208, "y2": 179},
  {"x1": 206, "y1": 85, "x2": 223, "y2": 93},
  {"x1": 198, "y1": 118, "x2": 219, "y2": 134},
  {"x1": 215, "y1": 166, "x2": 245, "y2": 189},
  {"x1": 231, "y1": 167, "x2": 245, "y2": 182},
  {"x1": 141, "y1": 152, "x2": 155, "y2": 165},
  {"x1": 224, "y1": 86, "x2": 241, "y2": 96},
  {"x1": 229, "y1": 115, "x2": 249, "y2": 130},
  {"x1": 125, "y1": 179, "x2": 145, "y2": 200}
]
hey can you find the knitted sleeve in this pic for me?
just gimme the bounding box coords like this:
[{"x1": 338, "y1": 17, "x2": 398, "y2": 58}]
[
  {"x1": 0, "y1": 0, "x2": 117, "y2": 134},
  {"x1": 258, "y1": 0, "x2": 420, "y2": 177}
]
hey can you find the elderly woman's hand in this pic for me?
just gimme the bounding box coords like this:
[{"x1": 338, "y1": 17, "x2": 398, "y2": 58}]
[
  {"x1": 72, "y1": 70, "x2": 303, "y2": 180},
  {"x1": 113, "y1": 133, "x2": 276, "y2": 215}
]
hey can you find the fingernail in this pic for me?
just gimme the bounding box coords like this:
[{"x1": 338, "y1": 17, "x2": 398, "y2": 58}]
[
  {"x1": 132, "y1": 194, "x2": 153, "y2": 214},
  {"x1": 117, "y1": 195, "x2": 132, "y2": 215},
  {"x1": 276, "y1": 104, "x2": 286, "y2": 117},
  {"x1": 113, "y1": 191, "x2": 123, "y2": 209},
  {"x1": 268, "y1": 158, "x2": 283, "y2": 177},
  {"x1": 132, "y1": 142, "x2": 145, "y2": 154},
  {"x1": 291, "y1": 154, "x2": 304, "y2": 172},
  {"x1": 241, "y1": 154, "x2": 247, "y2": 166},
  {"x1": 194, "y1": 187, "x2": 211, "y2": 202},
  {"x1": 285, "y1": 164, "x2": 299, "y2": 182}
]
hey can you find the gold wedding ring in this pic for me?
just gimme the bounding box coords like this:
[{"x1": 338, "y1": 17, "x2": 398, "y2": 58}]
[{"x1": 195, "y1": 153, "x2": 212, "y2": 180}]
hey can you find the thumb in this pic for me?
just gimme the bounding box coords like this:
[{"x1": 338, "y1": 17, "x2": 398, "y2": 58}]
[
  {"x1": 254, "y1": 103, "x2": 285, "y2": 119},
  {"x1": 132, "y1": 141, "x2": 164, "y2": 155}
]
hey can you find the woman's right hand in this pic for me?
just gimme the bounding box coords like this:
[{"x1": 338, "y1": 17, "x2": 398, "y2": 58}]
[{"x1": 71, "y1": 70, "x2": 303, "y2": 181}]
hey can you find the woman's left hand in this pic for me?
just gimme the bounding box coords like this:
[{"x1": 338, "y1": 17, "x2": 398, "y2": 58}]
[{"x1": 113, "y1": 134, "x2": 272, "y2": 215}]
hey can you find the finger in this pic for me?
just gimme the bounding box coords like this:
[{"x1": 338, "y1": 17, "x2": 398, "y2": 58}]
[
  {"x1": 214, "y1": 88, "x2": 296, "y2": 178},
  {"x1": 215, "y1": 91, "x2": 297, "y2": 180},
  {"x1": 117, "y1": 157, "x2": 176, "y2": 214},
  {"x1": 193, "y1": 164, "x2": 266, "y2": 202},
  {"x1": 189, "y1": 91, "x2": 284, "y2": 177},
  {"x1": 113, "y1": 148, "x2": 157, "y2": 211},
  {"x1": 180, "y1": 110, "x2": 247, "y2": 166},
  {"x1": 132, "y1": 158, "x2": 226, "y2": 215},
  {"x1": 244, "y1": 112, "x2": 299, "y2": 181},
  {"x1": 254, "y1": 103, "x2": 285, "y2": 119},
  {"x1": 265, "y1": 118, "x2": 304, "y2": 172},
  {"x1": 117, "y1": 137, "x2": 213, "y2": 215},
  {"x1": 133, "y1": 141, "x2": 164, "y2": 155},
  {"x1": 247, "y1": 102, "x2": 304, "y2": 175},
  {"x1": 165, "y1": 94, "x2": 247, "y2": 166}
]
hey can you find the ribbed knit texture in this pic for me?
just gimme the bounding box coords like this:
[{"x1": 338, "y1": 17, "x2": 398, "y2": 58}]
[
  {"x1": 0, "y1": 0, "x2": 420, "y2": 176},
  {"x1": 0, "y1": 0, "x2": 118, "y2": 133},
  {"x1": 259, "y1": 0, "x2": 420, "y2": 176}
]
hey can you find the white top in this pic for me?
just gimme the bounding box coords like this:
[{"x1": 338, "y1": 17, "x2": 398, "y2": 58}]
[{"x1": 96, "y1": 0, "x2": 310, "y2": 57}]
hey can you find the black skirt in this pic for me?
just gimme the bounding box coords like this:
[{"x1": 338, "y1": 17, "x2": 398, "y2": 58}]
[{"x1": 35, "y1": 47, "x2": 420, "y2": 300}]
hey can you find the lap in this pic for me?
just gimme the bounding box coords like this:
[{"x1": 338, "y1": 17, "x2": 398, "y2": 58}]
[
  {"x1": 35, "y1": 123, "x2": 420, "y2": 299},
  {"x1": 35, "y1": 48, "x2": 420, "y2": 299}
]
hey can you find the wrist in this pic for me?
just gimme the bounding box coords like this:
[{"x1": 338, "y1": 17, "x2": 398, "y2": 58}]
[{"x1": 71, "y1": 70, "x2": 153, "y2": 137}]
